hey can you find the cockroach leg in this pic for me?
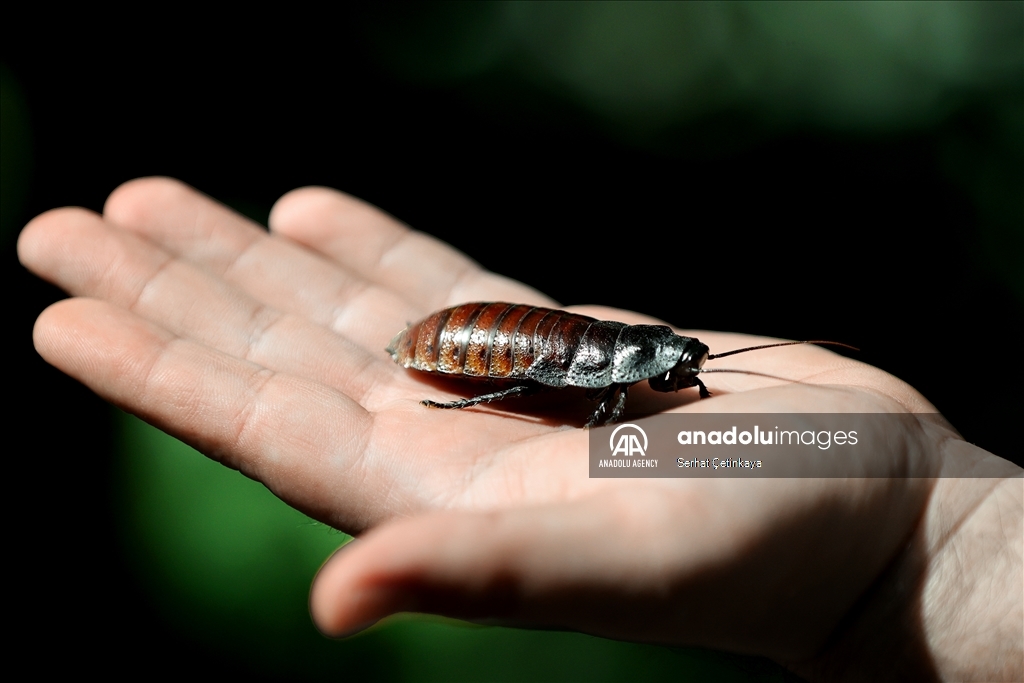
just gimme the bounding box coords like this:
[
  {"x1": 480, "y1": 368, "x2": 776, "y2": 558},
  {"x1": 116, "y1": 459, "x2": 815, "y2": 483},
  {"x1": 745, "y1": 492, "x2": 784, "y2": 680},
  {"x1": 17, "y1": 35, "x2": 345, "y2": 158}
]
[
  {"x1": 607, "y1": 384, "x2": 629, "y2": 424},
  {"x1": 585, "y1": 384, "x2": 629, "y2": 428},
  {"x1": 421, "y1": 384, "x2": 540, "y2": 410}
]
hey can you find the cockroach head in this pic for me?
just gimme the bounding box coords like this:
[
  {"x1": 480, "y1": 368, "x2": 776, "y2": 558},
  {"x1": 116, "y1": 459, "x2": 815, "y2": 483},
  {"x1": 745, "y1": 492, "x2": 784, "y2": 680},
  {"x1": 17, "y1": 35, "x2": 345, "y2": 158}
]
[{"x1": 648, "y1": 337, "x2": 709, "y2": 393}]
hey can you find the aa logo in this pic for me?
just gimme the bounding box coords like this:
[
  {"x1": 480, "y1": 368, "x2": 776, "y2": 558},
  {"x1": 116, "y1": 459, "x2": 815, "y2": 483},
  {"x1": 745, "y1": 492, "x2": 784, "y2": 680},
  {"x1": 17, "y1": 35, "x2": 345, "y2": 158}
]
[{"x1": 609, "y1": 423, "x2": 648, "y2": 457}]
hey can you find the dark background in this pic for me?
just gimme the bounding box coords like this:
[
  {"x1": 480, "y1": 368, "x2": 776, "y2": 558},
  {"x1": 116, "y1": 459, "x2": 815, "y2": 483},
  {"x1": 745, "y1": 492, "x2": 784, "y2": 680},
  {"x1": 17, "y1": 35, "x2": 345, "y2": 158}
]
[{"x1": 6, "y1": 4, "x2": 1022, "y2": 680}]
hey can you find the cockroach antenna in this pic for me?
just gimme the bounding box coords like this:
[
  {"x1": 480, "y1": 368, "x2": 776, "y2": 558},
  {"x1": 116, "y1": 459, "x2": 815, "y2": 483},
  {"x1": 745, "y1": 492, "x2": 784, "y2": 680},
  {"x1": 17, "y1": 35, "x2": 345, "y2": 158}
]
[
  {"x1": 695, "y1": 368, "x2": 793, "y2": 381},
  {"x1": 707, "y1": 340, "x2": 859, "y2": 361}
]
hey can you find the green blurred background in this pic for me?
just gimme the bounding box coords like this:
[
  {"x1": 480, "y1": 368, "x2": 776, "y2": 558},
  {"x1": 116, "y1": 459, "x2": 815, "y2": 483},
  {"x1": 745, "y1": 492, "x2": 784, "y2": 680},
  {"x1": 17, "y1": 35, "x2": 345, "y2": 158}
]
[{"x1": 6, "y1": 3, "x2": 1021, "y2": 680}]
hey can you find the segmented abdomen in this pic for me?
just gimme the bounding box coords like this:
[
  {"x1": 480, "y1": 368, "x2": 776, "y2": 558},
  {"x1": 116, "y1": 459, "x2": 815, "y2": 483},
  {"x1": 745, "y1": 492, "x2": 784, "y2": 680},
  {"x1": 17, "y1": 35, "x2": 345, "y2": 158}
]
[{"x1": 387, "y1": 303, "x2": 620, "y2": 386}]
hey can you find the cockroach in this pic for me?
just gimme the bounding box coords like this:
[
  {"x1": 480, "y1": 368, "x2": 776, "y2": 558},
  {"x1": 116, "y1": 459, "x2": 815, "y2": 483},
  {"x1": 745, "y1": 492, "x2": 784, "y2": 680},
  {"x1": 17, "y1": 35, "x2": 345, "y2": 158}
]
[{"x1": 387, "y1": 302, "x2": 853, "y2": 427}]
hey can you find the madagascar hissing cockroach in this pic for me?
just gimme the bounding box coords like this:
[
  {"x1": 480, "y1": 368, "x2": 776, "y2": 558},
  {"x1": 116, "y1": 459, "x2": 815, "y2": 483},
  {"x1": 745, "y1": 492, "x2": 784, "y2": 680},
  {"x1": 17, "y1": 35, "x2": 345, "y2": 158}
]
[{"x1": 386, "y1": 302, "x2": 853, "y2": 427}]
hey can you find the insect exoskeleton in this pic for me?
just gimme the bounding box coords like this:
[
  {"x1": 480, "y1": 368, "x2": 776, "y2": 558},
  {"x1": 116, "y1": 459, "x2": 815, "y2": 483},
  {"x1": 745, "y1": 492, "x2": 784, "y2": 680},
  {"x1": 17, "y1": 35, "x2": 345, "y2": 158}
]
[
  {"x1": 387, "y1": 302, "x2": 852, "y2": 427},
  {"x1": 386, "y1": 302, "x2": 711, "y2": 427}
]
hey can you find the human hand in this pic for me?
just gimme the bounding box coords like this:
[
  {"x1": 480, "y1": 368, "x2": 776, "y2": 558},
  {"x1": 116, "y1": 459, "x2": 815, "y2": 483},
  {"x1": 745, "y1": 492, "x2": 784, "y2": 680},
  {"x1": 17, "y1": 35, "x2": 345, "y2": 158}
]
[{"x1": 20, "y1": 179, "x2": 1021, "y2": 681}]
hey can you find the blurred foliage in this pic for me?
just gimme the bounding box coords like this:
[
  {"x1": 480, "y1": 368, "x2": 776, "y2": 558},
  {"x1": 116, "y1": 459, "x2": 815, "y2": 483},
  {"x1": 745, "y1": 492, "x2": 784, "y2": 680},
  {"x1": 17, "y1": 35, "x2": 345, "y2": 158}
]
[
  {"x1": 366, "y1": 1, "x2": 1021, "y2": 133},
  {"x1": 116, "y1": 411, "x2": 800, "y2": 681},
  {"x1": 1, "y1": 62, "x2": 32, "y2": 245},
  {"x1": 365, "y1": 0, "x2": 1022, "y2": 296}
]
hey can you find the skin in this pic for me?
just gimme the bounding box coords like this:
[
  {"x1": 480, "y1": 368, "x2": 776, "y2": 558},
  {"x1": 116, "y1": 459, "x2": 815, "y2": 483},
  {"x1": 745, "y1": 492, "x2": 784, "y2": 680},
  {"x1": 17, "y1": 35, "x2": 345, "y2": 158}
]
[{"x1": 20, "y1": 178, "x2": 1022, "y2": 682}]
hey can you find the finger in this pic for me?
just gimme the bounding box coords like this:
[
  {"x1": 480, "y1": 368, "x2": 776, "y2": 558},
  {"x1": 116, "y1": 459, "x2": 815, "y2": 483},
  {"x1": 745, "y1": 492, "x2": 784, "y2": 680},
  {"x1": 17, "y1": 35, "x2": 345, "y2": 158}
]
[
  {"x1": 33, "y1": 297, "x2": 397, "y2": 531},
  {"x1": 102, "y1": 178, "x2": 423, "y2": 353},
  {"x1": 311, "y1": 479, "x2": 926, "y2": 660},
  {"x1": 268, "y1": 186, "x2": 557, "y2": 310},
  {"x1": 19, "y1": 207, "x2": 396, "y2": 408},
  {"x1": 309, "y1": 495, "x2": 665, "y2": 639},
  {"x1": 310, "y1": 489, "x2": 756, "y2": 644}
]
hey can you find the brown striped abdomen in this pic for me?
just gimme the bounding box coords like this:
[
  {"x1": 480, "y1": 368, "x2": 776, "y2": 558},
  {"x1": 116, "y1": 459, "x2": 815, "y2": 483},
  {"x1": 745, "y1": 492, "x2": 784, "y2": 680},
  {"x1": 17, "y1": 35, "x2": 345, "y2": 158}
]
[{"x1": 387, "y1": 303, "x2": 599, "y2": 382}]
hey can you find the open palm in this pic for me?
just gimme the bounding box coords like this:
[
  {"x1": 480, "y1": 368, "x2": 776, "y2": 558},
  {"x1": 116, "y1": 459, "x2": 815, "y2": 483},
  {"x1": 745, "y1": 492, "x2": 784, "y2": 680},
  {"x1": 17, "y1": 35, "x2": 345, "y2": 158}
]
[{"x1": 20, "y1": 179, "x2": 1020, "y2": 681}]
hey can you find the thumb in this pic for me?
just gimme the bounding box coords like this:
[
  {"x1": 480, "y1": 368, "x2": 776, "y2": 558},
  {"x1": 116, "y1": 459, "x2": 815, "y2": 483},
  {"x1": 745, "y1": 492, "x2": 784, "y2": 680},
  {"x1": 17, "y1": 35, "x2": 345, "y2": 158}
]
[{"x1": 308, "y1": 493, "x2": 674, "y2": 639}]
